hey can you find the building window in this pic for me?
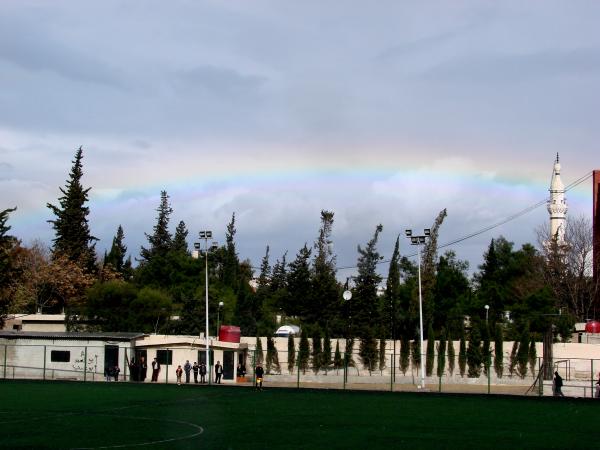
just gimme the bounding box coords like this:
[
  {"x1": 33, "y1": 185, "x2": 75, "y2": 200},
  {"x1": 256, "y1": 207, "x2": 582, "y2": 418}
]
[
  {"x1": 156, "y1": 350, "x2": 172, "y2": 365},
  {"x1": 50, "y1": 350, "x2": 70, "y2": 362}
]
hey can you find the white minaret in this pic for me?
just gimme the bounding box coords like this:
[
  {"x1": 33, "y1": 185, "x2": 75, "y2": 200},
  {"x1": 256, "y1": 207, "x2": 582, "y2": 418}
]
[{"x1": 547, "y1": 153, "x2": 568, "y2": 244}]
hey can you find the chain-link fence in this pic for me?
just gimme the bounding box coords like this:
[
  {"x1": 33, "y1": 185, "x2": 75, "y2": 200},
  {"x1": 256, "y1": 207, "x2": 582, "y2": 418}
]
[{"x1": 2, "y1": 341, "x2": 599, "y2": 398}]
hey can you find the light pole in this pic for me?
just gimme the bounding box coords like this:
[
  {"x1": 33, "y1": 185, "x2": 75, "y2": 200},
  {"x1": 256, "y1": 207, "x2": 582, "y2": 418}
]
[
  {"x1": 484, "y1": 305, "x2": 489, "y2": 324},
  {"x1": 405, "y1": 228, "x2": 430, "y2": 390},
  {"x1": 217, "y1": 301, "x2": 224, "y2": 337},
  {"x1": 342, "y1": 278, "x2": 352, "y2": 388},
  {"x1": 194, "y1": 230, "x2": 218, "y2": 384}
]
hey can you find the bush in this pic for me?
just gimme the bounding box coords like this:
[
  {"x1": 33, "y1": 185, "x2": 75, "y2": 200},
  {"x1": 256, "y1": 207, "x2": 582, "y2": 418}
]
[
  {"x1": 426, "y1": 323, "x2": 435, "y2": 377},
  {"x1": 287, "y1": 334, "x2": 296, "y2": 374},
  {"x1": 494, "y1": 324, "x2": 504, "y2": 378}
]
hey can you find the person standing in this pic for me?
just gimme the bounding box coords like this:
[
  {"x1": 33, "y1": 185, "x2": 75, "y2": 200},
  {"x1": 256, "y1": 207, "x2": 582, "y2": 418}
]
[
  {"x1": 113, "y1": 365, "x2": 120, "y2": 382},
  {"x1": 595, "y1": 372, "x2": 600, "y2": 398},
  {"x1": 553, "y1": 371, "x2": 564, "y2": 397},
  {"x1": 193, "y1": 362, "x2": 199, "y2": 384},
  {"x1": 151, "y1": 357, "x2": 161, "y2": 382},
  {"x1": 255, "y1": 363, "x2": 264, "y2": 391},
  {"x1": 199, "y1": 362, "x2": 207, "y2": 384},
  {"x1": 184, "y1": 360, "x2": 192, "y2": 384},
  {"x1": 139, "y1": 356, "x2": 147, "y2": 382},
  {"x1": 176, "y1": 365, "x2": 183, "y2": 385},
  {"x1": 215, "y1": 360, "x2": 223, "y2": 384}
]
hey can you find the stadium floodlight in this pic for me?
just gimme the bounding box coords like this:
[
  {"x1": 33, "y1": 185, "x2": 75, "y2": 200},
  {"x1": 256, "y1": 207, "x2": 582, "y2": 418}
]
[{"x1": 405, "y1": 228, "x2": 430, "y2": 390}]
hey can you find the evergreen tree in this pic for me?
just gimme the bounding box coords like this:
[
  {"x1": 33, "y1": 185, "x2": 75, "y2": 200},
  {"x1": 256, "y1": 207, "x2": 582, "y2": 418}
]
[
  {"x1": 322, "y1": 332, "x2": 332, "y2": 371},
  {"x1": 385, "y1": 236, "x2": 401, "y2": 340},
  {"x1": 105, "y1": 225, "x2": 127, "y2": 274},
  {"x1": 255, "y1": 337, "x2": 264, "y2": 365},
  {"x1": 0, "y1": 207, "x2": 17, "y2": 326},
  {"x1": 298, "y1": 330, "x2": 310, "y2": 374},
  {"x1": 378, "y1": 338, "x2": 386, "y2": 371},
  {"x1": 333, "y1": 341, "x2": 343, "y2": 372},
  {"x1": 310, "y1": 211, "x2": 339, "y2": 331},
  {"x1": 528, "y1": 339, "x2": 537, "y2": 377},
  {"x1": 354, "y1": 224, "x2": 383, "y2": 337},
  {"x1": 482, "y1": 321, "x2": 491, "y2": 376},
  {"x1": 345, "y1": 338, "x2": 356, "y2": 368},
  {"x1": 509, "y1": 341, "x2": 519, "y2": 377},
  {"x1": 447, "y1": 330, "x2": 456, "y2": 376},
  {"x1": 140, "y1": 190, "x2": 173, "y2": 261},
  {"x1": 255, "y1": 246, "x2": 275, "y2": 335},
  {"x1": 494, "y1": 323, "x2": 504, "y2": 378},
  {"x1": 516, "y1": 326, "x2": 530, "y2": 378},
  {"x1": 286, "y1": 245, "x2": 312, "y2": 319},
  {"x1": 359, "y1": 329, "x2": 378, "y2": 374},
  {"x1": 467, "y1": 320, "x2": 482, "y2": 378},
  {"x1": 171, "y1": 220, "x2": 189, "y2": 253},
  {"x1": 47, "y1": 147, "x2": 97, "y2": 273},
  {"x1": 221, "y1": 213, "x2": 239, "y2": 289},
  {"x1": 400, "y1": 335, "x2": 410, "y2": 375},
  {"x1": 287, "y1": 334, "x2": 296, "y2": 374},
  {"x1": 437, "y1": 328, "x2": 447, "y2": 378},
  {"x1": 411, "y1": 337, "x2": 421, "y2": 374},
  {"x1": 312, "y1": 331, "x2": 322, "y2": 374},
  {"x1": 458, "y1": 329, "x2": 467, "y2": 377},
  {"x1": 266, "y1": 336, "x2": 280, "y2": 374},
  {"x1": 420, "y1": 209, "x2": 447, "y2": 326},
  {"x1": 426, "y1": 322, "x2": 435, "y2": 376}
]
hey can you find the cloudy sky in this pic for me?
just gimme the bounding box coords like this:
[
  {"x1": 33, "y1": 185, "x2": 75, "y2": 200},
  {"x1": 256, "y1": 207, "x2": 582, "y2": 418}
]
[{"x1": 1, "y1": 1, "x2": 598, "y2": 279}]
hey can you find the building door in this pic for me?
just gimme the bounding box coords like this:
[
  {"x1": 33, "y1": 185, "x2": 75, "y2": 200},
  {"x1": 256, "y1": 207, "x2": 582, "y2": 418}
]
[
  {"x1": 104, "y1": 345, "x2": 119, "y2": 372},
  {"x1": 223, "y1": 351, "x2": 234, "y2": 380}
]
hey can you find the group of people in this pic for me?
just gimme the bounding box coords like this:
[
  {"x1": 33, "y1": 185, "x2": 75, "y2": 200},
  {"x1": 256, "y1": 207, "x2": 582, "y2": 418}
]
[
  {"x1": 104, "y1": 365, "x2": 121, "y2": 382},
  {"x1": 553, "y1": 370, "x2": 600, "y2": 398},
  {"x1": 175, "y1": 360, "x2": 210, "y2": 385}
]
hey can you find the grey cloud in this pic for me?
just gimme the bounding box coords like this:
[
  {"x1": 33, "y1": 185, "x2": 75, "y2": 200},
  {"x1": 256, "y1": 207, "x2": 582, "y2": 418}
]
[{"x1": 175, "y1": 65, "x2": 267, "y2": 98}]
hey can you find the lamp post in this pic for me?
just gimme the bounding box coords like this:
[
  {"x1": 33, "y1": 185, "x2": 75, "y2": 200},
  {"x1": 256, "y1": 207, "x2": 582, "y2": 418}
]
[
  {"x1": 342, "y1": 277, "x2": 352, "y2": 388},
  {"x1": 217, "y1": 301, "x2": 224, "y2": 338},
  {"x1": 484, "y1": 305, "x2": 489, "y2": 324},
  {"x1": 405, "y1": 228, "x2": 430, "y2": 390},
  {"x1": 194, "y1": 230, "x2": 218, "y2": 384}
]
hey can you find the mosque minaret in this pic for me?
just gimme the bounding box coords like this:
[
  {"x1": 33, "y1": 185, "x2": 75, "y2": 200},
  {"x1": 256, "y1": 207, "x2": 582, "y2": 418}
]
[{"x1": 547, "y1": 153, "x2": 568, "y2": 244}]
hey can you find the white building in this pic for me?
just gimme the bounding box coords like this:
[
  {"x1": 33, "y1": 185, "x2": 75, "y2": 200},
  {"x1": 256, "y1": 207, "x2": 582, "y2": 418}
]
[{"x1": 547, "y1": 153, "x2": 568, "y2": 244}]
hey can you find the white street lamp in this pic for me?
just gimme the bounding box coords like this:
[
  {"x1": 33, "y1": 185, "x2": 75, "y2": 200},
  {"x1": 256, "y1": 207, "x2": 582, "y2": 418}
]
[
  {"x1": 217, "y1": 301, "x2": 224, "y2": 337},
  {"x1": 405, "y1": 228, "x2": 430, "y2": 390},
  {"x1": 484, "y1": 305, "x2": 490, "y2": 324}
]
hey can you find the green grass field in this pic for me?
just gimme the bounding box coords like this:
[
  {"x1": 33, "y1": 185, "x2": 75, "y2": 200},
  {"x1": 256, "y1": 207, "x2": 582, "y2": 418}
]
[{"x1": 0, "y1": 380, "x2": 598, "y2": 449}]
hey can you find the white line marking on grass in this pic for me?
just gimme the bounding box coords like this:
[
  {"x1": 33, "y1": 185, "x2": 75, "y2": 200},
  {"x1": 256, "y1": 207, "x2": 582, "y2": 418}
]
[{"x1": 69, "y1": 413, "x2": 204, "y2": 449}]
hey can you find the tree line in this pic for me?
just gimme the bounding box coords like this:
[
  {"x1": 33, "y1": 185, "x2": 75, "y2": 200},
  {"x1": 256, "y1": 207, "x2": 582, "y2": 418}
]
[{"x1": 1, "y1": 148, "x2": 598, "y2": 366}]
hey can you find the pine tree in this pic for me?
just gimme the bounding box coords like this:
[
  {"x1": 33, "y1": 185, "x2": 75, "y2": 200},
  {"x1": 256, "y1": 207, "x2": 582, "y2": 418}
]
[
  {"x1": 528, "y1": 339, "x2": 537, "y2": 377},
  {"x1": 426, "y1": 322, "x2": 435, "y2": 376},
  {"x1": 310, "y1": 211, "x2": 339, "y2": 330},
  {"x1": 221, "y1": 213, "x2": 239, "y2": 289},
  {"x1": 385, "y1": 236, "x2": 401, "y2": 341},
  {"x1": 447, "y1": 330, "x2": 456, "y2": 376},
  {"x1": 140, "y1": 191, "x2": 173, "y2": 261},
  {"x1": 494, "y1": 323, "x2": 504, "y2": 378},
  {"x1": 458, "y1": 330, "x2": 467, "y2": 377},
  {"x1": 266, "y1": 336, "x2": 280, "y2": 374},
  {"x1": 286, "y1": 245, "x2": 312, "y2": 318},
  {"x1": 354, "y1": 224, "x2": 383, "y2": 337},
  {"x1": 467, "y1": 321, "x2": 482, "y2": 378},
  {"x1": 312, "y1": 331, "x2": 322, "y2": 374},
  {"x1": 333, "y1": 341, "x2": 343, "y2": 373},
  {"x1": 255, "y1": 337, "x2": 264, "y2": 365},
  {"x1": 420, "y1": 209, "x2": 447, "y2": 325},
  {"x1": 400, "y1": 335, "x2": 410, "y2": 375},
  {"x1": 437, "y1": 328, "x2": 447, "y2": 378},
  {"x1": 298, "y1": 330, "x2": 310, "y2": 374},
  {"x1": 322, "y1": 332, "x2": 332, "y2": 372},
  {"x1": 378, "y1": 338, "x2": 386, "y2": 371},
  {"x1": 47, "y1": 147, "x2": 97, "y2": 273},
  {"x1": 0, "y1": 207, "x2": 17, "y2": 326},
  {"x1": 105, "y1": 225, "x2": 127, "y2": 274},
  {"x1": 171, "y1": 220, "x2": 189, "y2": 253},
  {"x1": 359, "y1": 330, "x2": 378, "y2": 374},
  {"x1": 287, "y1": 334, "x2": 296, "y2": 374}
]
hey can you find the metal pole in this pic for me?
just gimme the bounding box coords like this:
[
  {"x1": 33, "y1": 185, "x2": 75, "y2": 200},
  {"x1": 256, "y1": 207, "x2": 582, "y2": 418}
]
[
  {"x1": 84, "y1": 346, "x2": 88, "y2": 382},
  {"x1": 205, "y1": 237, "x2": 210, "y2": 386},
  {"x1": 417, "y1": 243, "x2": 425, "y2": 390},
  {"x1": 43, "y1": 345, "x2": 47, "y2": 381},
  {"x1": 591, "y1": 359, "x2": 595, "y2": 398},
  {"x1": 343, "y1": 352, "x2": 347, "y2": 390},
  {"x1": 296, "y1": 350, "x2": 300, "y2": 389}
]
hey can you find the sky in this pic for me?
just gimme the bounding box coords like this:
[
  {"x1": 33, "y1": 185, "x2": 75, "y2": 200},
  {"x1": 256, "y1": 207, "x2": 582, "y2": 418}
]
[{"x1": 1, "y1": 0, "x2": 599, "y2": 281}]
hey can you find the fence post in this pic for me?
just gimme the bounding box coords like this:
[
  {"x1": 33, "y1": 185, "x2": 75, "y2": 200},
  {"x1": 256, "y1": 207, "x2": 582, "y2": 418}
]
[
  {"x1": 390, "y1": 349, "x2": 393, "y2": 392},
  {"x1": 3, "y1": 344, "x2": 7, "y2": 379},
  {"x1": 487, "y1": 362, "x2": 491, "y2": 395},
  {"x1": 43, "y1": 345, "x2": 47, "y2": 381},
  {"x1": 84, "y1": 346, "x2": 88, "y2": 382},
  {"x1": 538, "y1": 357, "x2": 543, "y2": 396},
  {"x1": 296, "y1": 350, "x2": 300, "y2": 389},
  {"x1": 591, "y1": 359, "x2": 594, "y2": 399}
]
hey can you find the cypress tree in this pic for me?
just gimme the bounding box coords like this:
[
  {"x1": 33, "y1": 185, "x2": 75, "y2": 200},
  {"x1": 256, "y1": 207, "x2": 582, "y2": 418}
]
[
  {"x1": 266, "y1": 336, "x2": 280, "y2": 374},
  {"x1": 333, "y1": 341, "x2": 343, "y2": 373},
  {"x1": 528, "y1": 339, "x2": 537, "y2": 377},
  {"x1": 47, "y1": 147, "x2": 97, "y2": 273},
  {"x1": 509, "y1": 341, "x2": 519, "y2": 377},
  {"x1": 482, "y1": 321, "x2": 491, "y2": 376},
  {"x1": 287, "y1": 334, "x2": 296, "y2": 374},
  {"x1": 378, "y1": 338, "x2": 387, "y2": 371},
  {"x1": 354, "y1": 225, "x2": 383, "y2": 338},
  {"x1": 255, "y1": 337, "x2": 264, "y2": 365},
  {"x1": 385, "y1": 236, "x2": 401, "y2": 341},
  {"x1": 467, "y1": 321, "x2": 482, "y2": 378},
  {"x1": 140, "y1": 190, "x2": 173, "y2": 261},
  {"x1": 298, "y1": 330, "x2": 310, "y2": 374},
  {"x1": 426, "y1": 323, "x2": 435, "y2": 377},
  {"x1": 322, "y1": 332, "x2": 332, "y2": 372},
  {"x1": 516, "y1": 327, "x2": 530, "y2": 378},
  {"x1": 400, "y1": 335, "x2": 410, "y2": 375},
  {"x1": 221, "y1": 213, "x2": 239, "y2": 289},
  {"x1": 171, "y1": 220, "x2": 189, "y2": 253},
  {"x1": 359, "y1": 330, "x2": 378, "y2": 374},
  {"x1": 286, "y1": 245, "x2": 312, "y2": 318},
  {"x1": 345, "y1": 338, "x2": 356, "y2": 369},
  {"x1": 447, "y1": 330, "x2": 456, "y2": 376},
  {"x1": 105, "y1": 225, "x2": 127, "y2": 275},
  {"x1": 312, "y1": 331, "x2": 322, "y2": 374},
  {"x1": 494, "y1": 323, "x2": 504, "y2": 378},
  {"x1": 458, "y1": 329, "x2": 467, "y2": 377},
  {"x1": 437, "y1": 328, "x2": 447, "y2": 378},
  {"x1": 411, "y1": 338, "x2": 421, "y2": 375}
]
